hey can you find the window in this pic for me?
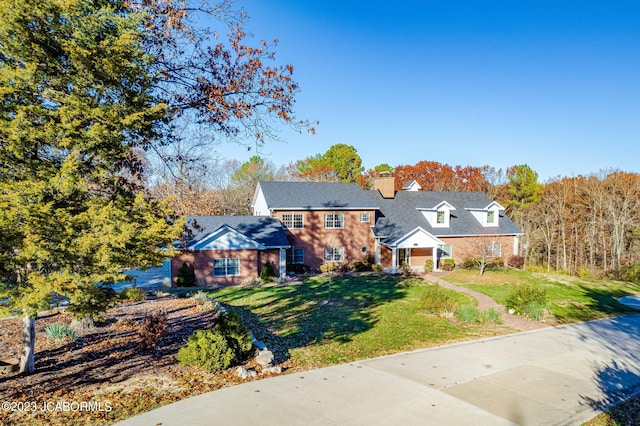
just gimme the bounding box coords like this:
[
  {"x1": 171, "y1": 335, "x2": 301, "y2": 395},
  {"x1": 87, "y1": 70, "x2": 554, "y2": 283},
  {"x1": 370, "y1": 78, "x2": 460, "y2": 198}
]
[
  {"x1": 487, "y1": 211, "x2": 495, "y2": 224},
  {"x1": 324, "y1": 213, "x2": 344, "y2": 228},
  {"x1": 436, "y1": 210, "x2": 446, "y2": 224},
  {"x1": 486, "y1": 242, "x2": 502, "y2": 257},
  {"x1": 360, "y1": 212, "x2": 370, "y2": 223},
  {"x1": 213, "y1": 258, "x2": 240, "y2": 276},
  {"x1": 438, "y1": 244, "x2": 453, "y2": 258},
  {"x1": 324, "y1": 247, "x2": 344, "y2": 262},
  {"x1": 282, "y1": 213, "x2": 304, "y2": 229},
  {"x1": 286, "y1": 248, "x2": 304, "y2": 264}
]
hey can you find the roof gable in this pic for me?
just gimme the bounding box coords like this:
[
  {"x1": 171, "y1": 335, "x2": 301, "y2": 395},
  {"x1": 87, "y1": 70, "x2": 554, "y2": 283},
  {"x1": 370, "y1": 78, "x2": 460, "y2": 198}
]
[{"x1": 184, "y1": 216, "x2": 290, "y2": 249}]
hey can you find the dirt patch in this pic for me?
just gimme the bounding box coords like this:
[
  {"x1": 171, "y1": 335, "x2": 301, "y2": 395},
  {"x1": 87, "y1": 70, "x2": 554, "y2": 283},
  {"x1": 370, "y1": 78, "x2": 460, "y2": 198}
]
[{"x1": 0, "y1": 294, "x2": 294, "y2": 425}]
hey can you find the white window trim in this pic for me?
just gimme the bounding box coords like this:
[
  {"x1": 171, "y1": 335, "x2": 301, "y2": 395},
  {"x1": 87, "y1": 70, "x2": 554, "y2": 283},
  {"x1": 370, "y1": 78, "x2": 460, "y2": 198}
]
[
  {"x1": 324, "y1": 213, "x2": 344, "y2": 229},
  {"x1": 213, "y1": 258, "x2": 240, "y2": 277},
  {"x1": 282, "y1": 213, "x2": 304, "y2": 229},
  {"x1": 324, "y1": 247, "x2": 345, "y2": 262},
  {"x1": 360, "y1": 212, "x2": 370, "y2": 223}
]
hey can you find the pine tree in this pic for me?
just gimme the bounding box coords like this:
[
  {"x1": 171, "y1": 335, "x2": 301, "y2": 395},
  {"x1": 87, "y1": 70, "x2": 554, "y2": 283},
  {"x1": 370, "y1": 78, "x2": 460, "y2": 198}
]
[{"x1": 0, "y1": 0, "x2": 182, "y2": 373}]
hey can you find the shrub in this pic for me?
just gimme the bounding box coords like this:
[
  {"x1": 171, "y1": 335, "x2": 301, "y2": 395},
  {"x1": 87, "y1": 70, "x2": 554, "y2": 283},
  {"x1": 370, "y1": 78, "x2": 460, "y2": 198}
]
[
  {"x1": 120, "y1": 287, "x2": 146, "y2": 302},
  {"x1": 352, "y1": 261, "x2": 370, "y2": 272},
  {"x1": 217, "y1": 311, "x2": 253, "y2": 359},
  {"x1": 45, "y1": 323, "x2": 77, "y2": 342},
  {"x1": 371, "y1": 264, "x2": 383, "y2": 273},
  {"x1": 522, "y1": 301, "x2": 547, "y2": 320},
  {"x1": 441, "y1": 258, "x2": 455, "y2": 271},
  {"x1": 461, "y1": 258, "x2": 480, "y2": 270},
  {"x1": 421, "y1": 285, "x2": 458, "y2": 317},
  {"x1": 177, "y1": 311, "x2": 253, "y2": 372},
  {"x1": 176, "y1": 329, "x2": 235, "y2": 372},
  {"x1": 260, "y1": 261, "x2": 276, "y2": 283},
  {"x1": 619, "y1": 263, "x2": 640, "y2": 283},
  {"x1": 400, "y1": 261, "x2": 411, "y2": 276},
  {"x1": 138, "y1": 310, "x2": 167, "y2": 350},
  {"x1": 320, "y1": 263, "x2": 337, "y2": 273},
  {"x1": 508, "y1": 255, "x2": 525, "y2": 269},
  {"x1": 479, "y1": 308, "x2": 502, "y2": 324},
  {"x1": 456, "y1": 305, "x2": 478, "y2": 323},
  {"x1": 487, "y1": 257, "x2": 504, "y2": 269},
  {"x1": 506, "y1": 283, "x2": 548, "y2": 317},
  {"x1": 577, "y1": 267, "x2": 591, "y2": 279},
  {"x1": 424, "y1": 259, "x2": 434, "y2": 273},
  {"x1": 176, "y1": 262, "x2": 196, "y2": 287}
]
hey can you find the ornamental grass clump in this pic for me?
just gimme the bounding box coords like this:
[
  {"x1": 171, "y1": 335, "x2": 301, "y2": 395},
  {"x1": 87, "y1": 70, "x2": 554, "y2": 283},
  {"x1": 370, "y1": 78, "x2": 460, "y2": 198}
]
[{"x1": 45, "y1": 323, "x2": 78, "y2": 342}]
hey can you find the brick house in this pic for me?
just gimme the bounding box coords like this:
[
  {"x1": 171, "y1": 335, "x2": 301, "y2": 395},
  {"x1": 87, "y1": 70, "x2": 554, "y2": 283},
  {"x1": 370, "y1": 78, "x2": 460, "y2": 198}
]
[
  {"x1": 170, "y1": 177, "x2": 523, "y2": 285},
  {"x1": 171, "y1": 216, "x2": 290, "y2": 286}
]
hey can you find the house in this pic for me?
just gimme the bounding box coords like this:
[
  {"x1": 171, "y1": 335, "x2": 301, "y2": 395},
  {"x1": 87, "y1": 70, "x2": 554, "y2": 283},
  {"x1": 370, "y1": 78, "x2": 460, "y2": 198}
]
[
  {"x1": 170, "y1": 177, "x2": 523, "y2": 285},
  {"x1": 171, "y1": 216, "x2": 290, "y2": 286}
]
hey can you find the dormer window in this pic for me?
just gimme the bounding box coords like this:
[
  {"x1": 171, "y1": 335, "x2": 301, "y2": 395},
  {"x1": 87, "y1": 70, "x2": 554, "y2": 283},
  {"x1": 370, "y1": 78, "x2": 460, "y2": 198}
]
[
  {"x1": 487, "y1": 211, "x2": 495, "y2": 224},
  {"x1": 419, "y1": 201, "x2": 454, "y2": 228}
]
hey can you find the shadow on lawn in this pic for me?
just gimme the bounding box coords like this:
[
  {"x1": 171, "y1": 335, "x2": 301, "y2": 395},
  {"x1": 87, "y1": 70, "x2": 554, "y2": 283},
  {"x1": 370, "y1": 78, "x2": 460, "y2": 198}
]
[
  {"x1": 552, "y1": 285, "x2": 639, "y2": 323},
  {"x1": 216, "y1": 273, "x2": 408, "y2": 364}
]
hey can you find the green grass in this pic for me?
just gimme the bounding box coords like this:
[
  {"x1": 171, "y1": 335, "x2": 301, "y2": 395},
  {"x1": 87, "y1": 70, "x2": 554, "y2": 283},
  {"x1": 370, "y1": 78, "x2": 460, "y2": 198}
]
[
  {"x1": 442, "y1": 269, "x2": 640, "y2": 323},
  {"x1": 211, "y1": 274, "x2": 493, "y2": 368}
]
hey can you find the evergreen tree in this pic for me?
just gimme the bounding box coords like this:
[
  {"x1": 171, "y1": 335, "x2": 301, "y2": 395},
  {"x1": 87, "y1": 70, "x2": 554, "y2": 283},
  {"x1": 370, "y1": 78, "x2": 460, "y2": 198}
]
[{"x1": 0, "y1": 0, "x2": 182, "y2": 373}]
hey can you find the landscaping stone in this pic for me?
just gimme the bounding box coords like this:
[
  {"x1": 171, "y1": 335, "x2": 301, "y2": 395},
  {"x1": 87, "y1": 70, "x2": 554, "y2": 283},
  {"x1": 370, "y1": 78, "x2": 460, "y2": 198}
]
[
  {"x1": 235, "y1": 366, "x2": 257, "y2": 380},
  {"x1": 261, "y1": 366, "x2": 282, "y2": 375},
  {"x1": 256, "y1": 349, "x2": 274, "y2": 367}
]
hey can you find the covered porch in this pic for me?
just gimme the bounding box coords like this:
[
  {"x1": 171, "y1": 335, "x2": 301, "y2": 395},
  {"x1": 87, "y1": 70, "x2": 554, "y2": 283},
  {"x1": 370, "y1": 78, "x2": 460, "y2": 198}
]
[{"x1": 376, "y1": 227, "x2": 446, "y2": 273}]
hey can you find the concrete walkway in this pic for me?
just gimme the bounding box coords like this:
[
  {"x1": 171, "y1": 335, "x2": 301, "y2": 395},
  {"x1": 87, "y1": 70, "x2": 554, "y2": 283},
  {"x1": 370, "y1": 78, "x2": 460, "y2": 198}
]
[{"x1": 117, "y1": 313, "x2": 640, "y2": 426}]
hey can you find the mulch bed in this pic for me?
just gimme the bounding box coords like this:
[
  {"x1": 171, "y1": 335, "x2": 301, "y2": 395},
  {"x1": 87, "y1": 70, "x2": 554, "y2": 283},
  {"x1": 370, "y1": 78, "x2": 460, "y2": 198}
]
[{"x1": 0, "y1": 294, "x2": 292, "y2": 425}]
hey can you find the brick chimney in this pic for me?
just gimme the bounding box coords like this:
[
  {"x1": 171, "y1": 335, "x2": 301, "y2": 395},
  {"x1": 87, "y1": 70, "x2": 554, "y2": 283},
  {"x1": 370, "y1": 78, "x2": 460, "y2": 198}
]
[{"x1": 372, "y1": 175, "x2": 395, "y2": 199}]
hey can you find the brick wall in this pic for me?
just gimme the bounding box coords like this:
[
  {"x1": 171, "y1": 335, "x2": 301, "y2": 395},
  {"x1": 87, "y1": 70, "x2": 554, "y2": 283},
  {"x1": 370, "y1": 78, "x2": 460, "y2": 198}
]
[{"x1": 273, "y1": 210, "x2": 376, "y2": 270}]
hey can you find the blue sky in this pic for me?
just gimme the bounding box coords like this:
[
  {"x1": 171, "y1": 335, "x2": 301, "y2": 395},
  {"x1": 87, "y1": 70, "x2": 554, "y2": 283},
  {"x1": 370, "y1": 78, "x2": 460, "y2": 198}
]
[{"x1": 219, "y1": 1, "x2": 640, "y2": 182}]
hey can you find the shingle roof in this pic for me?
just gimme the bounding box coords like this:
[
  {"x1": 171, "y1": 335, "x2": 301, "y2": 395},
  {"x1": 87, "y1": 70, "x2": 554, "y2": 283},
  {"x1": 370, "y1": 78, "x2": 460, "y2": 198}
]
[
  {"x1": 372, "y1": 191, "x2": 523, "y2": 246},
  {"x1": 257, "y1": 181, "x2": 380, "y2": 210},
  {"x1": 183, "y1": 216, "x2": 290, "y2": 248}
]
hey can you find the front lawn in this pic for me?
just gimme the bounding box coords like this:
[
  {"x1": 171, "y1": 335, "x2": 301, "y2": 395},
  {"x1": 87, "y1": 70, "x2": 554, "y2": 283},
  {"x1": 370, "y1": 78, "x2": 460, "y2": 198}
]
[
  {"x1": 213, "y1": 274, "x2": 503, "y2": 368},
  {"x1": 441, "y1": 269, "x2": 640, "y2": 323}
]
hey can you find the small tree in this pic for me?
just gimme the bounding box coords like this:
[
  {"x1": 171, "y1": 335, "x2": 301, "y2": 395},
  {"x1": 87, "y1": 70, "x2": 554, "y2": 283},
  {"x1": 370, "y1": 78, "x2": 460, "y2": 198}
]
[
  {"x1": 260, "y1": 261, "x2": 276, "y2": 283},
  {"x1": 177, "y1": 262, "x2": 196, "y2": 287}
]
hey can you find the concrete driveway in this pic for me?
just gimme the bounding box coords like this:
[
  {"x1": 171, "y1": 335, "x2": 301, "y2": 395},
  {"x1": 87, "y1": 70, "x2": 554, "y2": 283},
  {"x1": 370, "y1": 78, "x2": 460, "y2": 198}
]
[{"x1": 116, "y1": 314, "x2": 640, "y2": 426}]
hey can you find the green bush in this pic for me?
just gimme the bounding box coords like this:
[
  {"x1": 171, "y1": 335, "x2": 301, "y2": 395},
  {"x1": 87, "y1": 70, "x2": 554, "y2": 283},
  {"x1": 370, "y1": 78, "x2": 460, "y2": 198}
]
[
  {"x1": 352, "y1": 261, "x2": 370, "y2": 272},
  {"x1": 176, "y1": 329, "x2": 235, "y2": 372},
  {"x1": 619, "y1": 263, "x2": 640, "y2": 283},
  {"x1": 120, "y1": 287, "x2": 146, "y2": 302},
  {"x1": 479, "y1": 308, "x2": 502, "y2": 324},
  {"x1": 45, "y1": 323, "x2": 77, "y2": 342},
  {"x1": 176, "y1": 262, "x2": 196, "y2": 287},
  {"x1": 506, "y1": 283, "x2": 548, "y2": 317},
  {"x1": 522, "y1": 301, "x2": 547, "y2": 320},
  {"x1": 260, "y1": 261, "x2": 276, "y2": 283},
  {"x1": 371, "y1": 264, "x2": 383, "y2": 273},
  {"x1": 441, "y1": 258, "x2": 455, "y2": 271},
  {"x1": 400, "y1": 261, "x2": 411, "y2": 276},
  {"x1": 218, "y1": 311, "x2": 253, "y2": 358},
  {"x1": 421, "y1": 285, "x2": 457, "y2": 316},
  {"x1": 320, "y1": 263, "x2": 337, "y2": 273},
  {"x1": 456, "y1": 305, "x2": 478, "y2": 323},
  {"x1": 461, "y1": 258, "x2": 480, "y2": 270},
  {"x1": 577, "y1": 267, "x2": 591, "y2": 279},
  {"x1": 424, "y1": 259, "x2": 434, "y2": 273},
  {"x1": 177, "y1": 310, "x2": 253, "y2": 372}
]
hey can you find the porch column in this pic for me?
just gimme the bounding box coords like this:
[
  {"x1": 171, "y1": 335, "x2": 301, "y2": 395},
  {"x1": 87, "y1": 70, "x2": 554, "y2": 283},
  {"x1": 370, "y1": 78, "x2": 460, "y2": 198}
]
[
  {"x1": 279, "y1": 248, "x2": 287, "y2": 279},
  {"x1": 374, "y1": 239, "x2": 381, "y2": 265},
  {"x1": 391, "y1": 247, "x2": 397, "y2": 274},
  {"x1": 432, "y1": 247, "x2": 438, "y2": 272}
]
